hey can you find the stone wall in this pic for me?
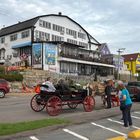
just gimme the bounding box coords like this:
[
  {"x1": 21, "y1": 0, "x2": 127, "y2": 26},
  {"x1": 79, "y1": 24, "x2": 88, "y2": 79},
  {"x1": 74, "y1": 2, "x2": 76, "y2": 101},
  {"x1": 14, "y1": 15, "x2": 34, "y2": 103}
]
[{"x1": 10, "y1": 69, "x2": 116, "y2": 92}]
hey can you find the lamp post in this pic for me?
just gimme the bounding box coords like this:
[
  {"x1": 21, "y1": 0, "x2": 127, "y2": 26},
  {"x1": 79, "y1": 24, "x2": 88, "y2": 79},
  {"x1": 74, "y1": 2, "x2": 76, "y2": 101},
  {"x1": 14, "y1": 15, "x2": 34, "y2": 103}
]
[
  {"x1": 130, "y1": 57, "x2": 133, "y2": 81},
  {"x1": 117, "y1": 48, "x2": 125, "y2": 80}
]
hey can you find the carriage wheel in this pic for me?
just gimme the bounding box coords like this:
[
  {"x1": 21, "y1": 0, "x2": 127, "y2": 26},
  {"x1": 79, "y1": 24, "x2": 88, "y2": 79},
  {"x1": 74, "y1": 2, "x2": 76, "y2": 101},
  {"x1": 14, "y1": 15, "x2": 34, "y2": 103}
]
[
  {"x1": 46, "y1": 96, "x2": 62, "y2": 116},
  {"x1": 83, "y1": 96, "x2": 95, "y2": 112},
  {"x1": 30, "y1": 94, "x2": 45, "y2": 112},
  {"x1": 67, "y1": 102, "x2": 78, "y2": 109}
]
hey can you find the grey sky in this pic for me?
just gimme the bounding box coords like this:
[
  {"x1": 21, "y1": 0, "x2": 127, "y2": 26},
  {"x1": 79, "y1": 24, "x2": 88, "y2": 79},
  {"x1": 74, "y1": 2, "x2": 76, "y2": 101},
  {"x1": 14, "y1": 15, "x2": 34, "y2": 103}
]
[{"x1": 0, "y1": 0, "x2": 140, "y2": 54}]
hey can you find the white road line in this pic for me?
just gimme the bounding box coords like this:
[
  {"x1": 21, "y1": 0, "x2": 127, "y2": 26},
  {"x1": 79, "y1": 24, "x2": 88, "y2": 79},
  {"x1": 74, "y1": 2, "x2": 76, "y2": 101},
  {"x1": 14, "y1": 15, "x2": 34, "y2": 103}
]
[
  {"x1": 63, "y1": 129, "x2": 89, "y2": 140},
  {"x1": 134, "y1": 112, "x2": 140, "y2": 115},
  {"x1": 108, "y1": 118, "x2": 140, "y2": 129},
  {"x1": 30, "y1": 136, "x2": 39, "y2": 140},
  {"x1": 132, "y1": 115, "x2": 140, "y2": 120},
  {"x1": 91, "y1": 122, "x2": 127, "y2": 138}
]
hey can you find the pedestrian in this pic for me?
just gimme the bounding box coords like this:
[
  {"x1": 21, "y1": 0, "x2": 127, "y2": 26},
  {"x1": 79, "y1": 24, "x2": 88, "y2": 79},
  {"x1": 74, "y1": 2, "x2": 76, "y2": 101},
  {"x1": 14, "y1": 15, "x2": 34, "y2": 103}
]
[
  {"x1": 117, "y1": 81, "x2": 133, "y2": 128},
  {"x1": 105, "y1": 80, "x2": 113, "y2": 108}
]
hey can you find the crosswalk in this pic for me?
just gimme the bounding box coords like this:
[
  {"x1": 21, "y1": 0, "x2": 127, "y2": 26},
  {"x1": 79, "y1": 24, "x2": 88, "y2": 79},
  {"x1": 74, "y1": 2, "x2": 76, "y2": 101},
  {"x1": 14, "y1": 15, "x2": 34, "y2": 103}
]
[{"x1": 62, "y1": 111, "x2": 140, "y2": 140}]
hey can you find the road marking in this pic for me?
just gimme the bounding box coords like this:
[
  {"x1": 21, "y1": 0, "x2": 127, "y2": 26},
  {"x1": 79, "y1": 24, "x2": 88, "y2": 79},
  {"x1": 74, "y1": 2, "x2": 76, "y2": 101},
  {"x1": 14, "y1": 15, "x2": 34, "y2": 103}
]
[
  {"x1": 91, "y1": 122, "x2": 127, "y2": 138},
  {"x1": 30, "y1": 136, "x2": 39, "y2": 140},
  {"x1": 134, "y1": 112, "x2": 140, "y2": 115},
  {"x1": 63, "y1": 129, "x2": 89, "y2": 140},
  {"x1": 107, "y1": 118, "x2": 140, "y2": 129},
  {"x1": 132, "y1": 115, "x2": 140, "y2": 120}
]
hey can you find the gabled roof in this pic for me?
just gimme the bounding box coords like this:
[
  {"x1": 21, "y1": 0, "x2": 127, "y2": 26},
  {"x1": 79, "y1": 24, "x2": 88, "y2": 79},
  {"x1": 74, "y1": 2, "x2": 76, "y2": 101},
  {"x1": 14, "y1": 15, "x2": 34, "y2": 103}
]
[
  {"x1": 0, "y1": 17, "x2": 39, "y2": 36},
  {"x1": 0, "y1": 14, "x2": 100, "y2": 45},
  {"x1": 98, "y1": 43, "x2": 111, "y2": 53},
  {"x1": 122, "y1": 53, "x2": 139, "y2": 61}
]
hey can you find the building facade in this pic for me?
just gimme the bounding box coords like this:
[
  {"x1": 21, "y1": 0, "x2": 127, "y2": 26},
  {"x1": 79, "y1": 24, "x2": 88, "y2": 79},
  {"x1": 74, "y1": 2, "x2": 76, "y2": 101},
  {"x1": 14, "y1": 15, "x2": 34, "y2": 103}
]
[
  {"x1": 122, "y1": 53, "x2": 140, "y2": 77},
  {"x1": 0, "y1": 13, "x2": 114, "y2": 77}
]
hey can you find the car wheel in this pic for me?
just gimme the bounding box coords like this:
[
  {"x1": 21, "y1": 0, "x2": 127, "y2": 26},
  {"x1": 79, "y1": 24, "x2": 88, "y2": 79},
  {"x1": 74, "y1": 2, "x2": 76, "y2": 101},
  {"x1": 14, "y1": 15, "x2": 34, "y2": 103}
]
[{"x1": 0, "y1": 90, "x2": 5, "y2": 98}]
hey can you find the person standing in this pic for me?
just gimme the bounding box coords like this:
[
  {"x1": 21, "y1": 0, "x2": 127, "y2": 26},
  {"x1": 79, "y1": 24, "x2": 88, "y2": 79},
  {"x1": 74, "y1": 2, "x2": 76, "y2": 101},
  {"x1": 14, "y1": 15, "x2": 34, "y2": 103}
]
[
  {"x1": 117, "y1": 81, "x2": 133, "y2": 128},
  {"x1": 105, "y1": 80, "x2": 112, "y2": 108}
]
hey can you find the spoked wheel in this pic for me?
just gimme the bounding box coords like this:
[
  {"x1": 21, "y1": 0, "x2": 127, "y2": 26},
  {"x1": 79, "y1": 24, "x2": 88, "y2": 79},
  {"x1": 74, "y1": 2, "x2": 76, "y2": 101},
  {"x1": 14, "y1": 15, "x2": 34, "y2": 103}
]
[
  {"x1": 0, "y1": 90, "x2": 5, "y2": 98},
  {"x1": 83, "y1": 96, "x2": 95, "y2": 112},
  {"x1": 46, "y1": 96, "x2": 62, "y2": 116},
  {"x1": 30, "y1": 94, "x2": 45, "y2": 112},
  {"x1": 67, "y1": 102, "x2": 78, "y2": 109}
]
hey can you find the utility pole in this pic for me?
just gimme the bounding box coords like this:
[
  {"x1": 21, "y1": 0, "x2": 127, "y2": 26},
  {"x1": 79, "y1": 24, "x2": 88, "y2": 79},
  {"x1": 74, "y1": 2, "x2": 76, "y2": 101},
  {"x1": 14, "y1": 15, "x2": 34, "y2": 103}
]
[{"x1": 117, "y1": 48, "x2": 125, "y2": 80}]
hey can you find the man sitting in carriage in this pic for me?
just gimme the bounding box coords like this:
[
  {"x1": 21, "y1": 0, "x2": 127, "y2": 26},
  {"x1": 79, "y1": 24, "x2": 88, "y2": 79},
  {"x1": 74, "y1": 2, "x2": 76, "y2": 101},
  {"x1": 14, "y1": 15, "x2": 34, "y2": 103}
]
[{"x1": 41, "y1": 77, "x2": 56, "y2": 93}]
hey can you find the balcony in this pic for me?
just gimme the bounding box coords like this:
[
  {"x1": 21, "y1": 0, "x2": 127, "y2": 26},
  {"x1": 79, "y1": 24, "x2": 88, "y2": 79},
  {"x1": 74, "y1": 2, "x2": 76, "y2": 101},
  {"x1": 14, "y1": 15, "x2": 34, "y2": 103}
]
[{"x1": 58, "y1": 53, "x2": 113, "y2": 65}]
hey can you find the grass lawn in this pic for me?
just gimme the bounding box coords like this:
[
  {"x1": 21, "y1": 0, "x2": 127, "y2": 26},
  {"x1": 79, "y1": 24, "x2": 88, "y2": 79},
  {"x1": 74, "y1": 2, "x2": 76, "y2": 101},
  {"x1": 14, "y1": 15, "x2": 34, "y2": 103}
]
[{"x1": 0, "y1": 118, "x2": 70, "y2": 136}]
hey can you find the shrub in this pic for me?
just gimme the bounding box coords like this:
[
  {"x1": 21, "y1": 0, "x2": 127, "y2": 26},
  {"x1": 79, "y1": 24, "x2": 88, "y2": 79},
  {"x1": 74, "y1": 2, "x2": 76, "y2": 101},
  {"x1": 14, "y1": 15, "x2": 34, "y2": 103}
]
[
  {"x1": 0, "y1": 66, "x2": 5, "y2": 74},
  {"x1": 0, "y1": 74, "x2": 23, "y2": 82}
]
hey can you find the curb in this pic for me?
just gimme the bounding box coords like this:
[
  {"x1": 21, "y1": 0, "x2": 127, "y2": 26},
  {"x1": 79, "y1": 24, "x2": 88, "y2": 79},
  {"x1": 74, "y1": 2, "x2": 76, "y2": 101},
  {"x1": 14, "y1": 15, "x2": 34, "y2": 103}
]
[
  {"x1": 107, "y1": 136, "x2": 126, "y2": 140},
  {"x1": 128, "y1": 129, "x2": 140, "y2": 139}
]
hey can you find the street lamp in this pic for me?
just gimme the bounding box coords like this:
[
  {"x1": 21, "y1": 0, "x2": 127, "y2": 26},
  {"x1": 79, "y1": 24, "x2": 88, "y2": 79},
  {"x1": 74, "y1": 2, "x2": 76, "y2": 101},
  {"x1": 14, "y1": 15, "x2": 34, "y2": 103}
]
[
  {"x1": 117, "y1": 48, "x2": 125, "y2": 80},
  {"x1": 130, "y1": 57, "x2": 133, "y2": 81}
]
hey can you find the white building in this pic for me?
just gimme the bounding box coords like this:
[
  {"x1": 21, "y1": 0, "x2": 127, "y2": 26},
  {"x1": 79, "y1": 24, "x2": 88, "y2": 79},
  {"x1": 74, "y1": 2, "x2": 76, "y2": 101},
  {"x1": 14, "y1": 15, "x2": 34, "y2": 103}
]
[{"x1": 0, "y1": 13, "x2": 114, "y2": 76}]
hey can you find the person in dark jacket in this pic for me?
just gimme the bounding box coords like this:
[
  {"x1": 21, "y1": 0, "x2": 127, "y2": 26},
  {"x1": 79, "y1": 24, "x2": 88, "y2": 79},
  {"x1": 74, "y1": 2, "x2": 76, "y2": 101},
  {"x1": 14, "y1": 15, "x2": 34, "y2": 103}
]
[{"x1": 105, "y1": 80, "x2": 113, "y2": 108}]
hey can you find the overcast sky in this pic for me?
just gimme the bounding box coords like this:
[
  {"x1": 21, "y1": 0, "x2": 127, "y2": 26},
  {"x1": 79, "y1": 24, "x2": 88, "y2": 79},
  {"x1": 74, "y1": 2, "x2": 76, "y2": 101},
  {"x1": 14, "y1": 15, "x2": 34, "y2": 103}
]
[{"x1": 0, "y1": 0, "x2": 140, "y2": 54}]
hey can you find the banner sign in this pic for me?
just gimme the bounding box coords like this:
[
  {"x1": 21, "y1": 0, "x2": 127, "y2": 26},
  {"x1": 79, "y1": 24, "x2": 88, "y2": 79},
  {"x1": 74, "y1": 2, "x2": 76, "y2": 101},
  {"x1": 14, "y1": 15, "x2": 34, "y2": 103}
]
[
  {"x1": 32, "y1": 43, "x2": 42, "y2": 65},
  {"x1": 45, "y1": 44, "x2": 56, "y2": 65}
]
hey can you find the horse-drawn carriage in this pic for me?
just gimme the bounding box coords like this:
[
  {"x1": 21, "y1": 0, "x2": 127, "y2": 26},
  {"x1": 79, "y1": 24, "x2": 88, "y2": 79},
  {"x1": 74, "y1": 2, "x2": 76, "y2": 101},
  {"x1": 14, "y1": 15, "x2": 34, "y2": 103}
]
[
  {"x1": 87, "y1": 81, "x2": 120, "y2": 107},
  {"x1": 30, "y1": 84, "x2": 95, "y2": 116}
]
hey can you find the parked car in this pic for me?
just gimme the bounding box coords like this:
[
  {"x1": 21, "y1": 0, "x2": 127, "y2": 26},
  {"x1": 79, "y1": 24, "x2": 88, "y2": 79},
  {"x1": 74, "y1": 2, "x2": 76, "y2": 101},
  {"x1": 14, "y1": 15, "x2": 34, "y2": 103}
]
[
  {"x1": 126, "y1": 81, "x2": 140, "y2": 101},
  {"x1": 0, "y1": 79, "x2": 10, "y2": 98}
]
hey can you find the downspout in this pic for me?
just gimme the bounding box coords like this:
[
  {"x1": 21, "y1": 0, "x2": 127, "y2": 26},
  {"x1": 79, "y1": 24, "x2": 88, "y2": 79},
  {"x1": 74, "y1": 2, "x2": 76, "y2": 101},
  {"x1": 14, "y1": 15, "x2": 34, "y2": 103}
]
[{"x1": 31, "y1": 26, "x2": 35, "y2": 69}]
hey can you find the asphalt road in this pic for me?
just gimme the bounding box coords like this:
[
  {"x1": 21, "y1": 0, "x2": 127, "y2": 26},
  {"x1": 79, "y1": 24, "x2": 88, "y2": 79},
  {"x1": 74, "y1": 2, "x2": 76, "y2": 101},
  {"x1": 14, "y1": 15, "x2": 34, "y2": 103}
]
[
  {"x1": 0, "y1": 93, "x2": 107, "y2": 123},
  {"x1": 0, "y1": 93, "x2": 140, "y2": 140}
]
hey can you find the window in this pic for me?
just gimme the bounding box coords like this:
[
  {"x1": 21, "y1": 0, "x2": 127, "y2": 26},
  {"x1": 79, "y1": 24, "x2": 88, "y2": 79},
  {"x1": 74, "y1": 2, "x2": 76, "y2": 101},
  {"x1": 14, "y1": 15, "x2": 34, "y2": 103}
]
[
  {"x1": 39, "y1": 20, "x2": 51, "y2": 29},
  {"x1": 21, "y1": 30, "x2": 30, "y2": 38},
  {"x1": 126, "y1": 64, "x2": 129, "y2": 69},
  {"x1": 53, "y1": 24, "x2": 65, "y2": 33},
  {"x1": 67, "y1": 38, "x2": 77, "y2": 45},
  {"x1": 78, "y1": 32, "x2": 86, "y2": 39},
  {"x1": 69, "y1": 63, "x2": 76, "y2": 73},
  {"x1": 66, "y1": 28, "x2": 77, "y2": 38},
  {"x1": 0, "y1": 37, "x2": 5, "y2": 44},
  {"x1": 10, "y1": 34, "x2": 17, "y2": 41},
  {"x1": 34, "y1": 30, "x2": 50, "y2": 41},
  {"x1": 60, "y1": 62, "x2": 69, "y2": 73},
  {"x1": 52, "y1": 34, "x2": 64, "y2": 41},
  {"x1": 20, "y1": 47, "x2": 31, "y2": 56},
  {"x1": 79, "y1": 42, "x2": 88, "y2": 48}
]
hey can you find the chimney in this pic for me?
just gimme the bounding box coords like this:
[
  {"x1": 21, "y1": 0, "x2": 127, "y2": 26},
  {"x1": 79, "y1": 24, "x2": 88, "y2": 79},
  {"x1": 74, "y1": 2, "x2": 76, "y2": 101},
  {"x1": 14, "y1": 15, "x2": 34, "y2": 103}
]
[{"x1": 58, "y1": 12, "x2": 62, "y2": 15}]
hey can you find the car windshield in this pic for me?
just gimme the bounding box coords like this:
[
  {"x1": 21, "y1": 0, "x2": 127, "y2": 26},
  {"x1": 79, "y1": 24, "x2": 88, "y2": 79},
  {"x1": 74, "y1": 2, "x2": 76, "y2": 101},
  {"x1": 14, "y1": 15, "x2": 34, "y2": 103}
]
[
  {"x1": 128, "y1": 82, "x2": 140, "y2": 87},
  {"x1": 136, "y1": 82, "x2": 140, "y2": 87}
]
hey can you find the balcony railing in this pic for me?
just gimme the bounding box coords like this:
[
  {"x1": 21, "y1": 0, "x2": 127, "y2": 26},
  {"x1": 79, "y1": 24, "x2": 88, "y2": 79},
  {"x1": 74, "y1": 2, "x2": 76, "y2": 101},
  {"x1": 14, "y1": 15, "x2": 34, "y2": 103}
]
[{"x1": 59, "y1": 53, "x2": 113, "y2": 65}]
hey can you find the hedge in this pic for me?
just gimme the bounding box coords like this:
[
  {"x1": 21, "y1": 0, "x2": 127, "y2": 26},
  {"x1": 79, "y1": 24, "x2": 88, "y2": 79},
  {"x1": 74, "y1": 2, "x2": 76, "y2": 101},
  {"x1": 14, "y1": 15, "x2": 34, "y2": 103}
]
[
  {"x1": 0, "y1": 74, "x2": 23, "y2": 82},
  {"x1": 0, "y1": 66, "x2": 5, "y2": 74}
]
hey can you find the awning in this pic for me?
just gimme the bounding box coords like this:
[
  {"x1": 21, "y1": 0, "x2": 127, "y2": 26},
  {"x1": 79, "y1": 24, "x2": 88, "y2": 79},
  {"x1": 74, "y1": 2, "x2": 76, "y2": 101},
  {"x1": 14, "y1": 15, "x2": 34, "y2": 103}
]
[{"x1": 12, "y1": 42, "x2": 31, "y2": 49}]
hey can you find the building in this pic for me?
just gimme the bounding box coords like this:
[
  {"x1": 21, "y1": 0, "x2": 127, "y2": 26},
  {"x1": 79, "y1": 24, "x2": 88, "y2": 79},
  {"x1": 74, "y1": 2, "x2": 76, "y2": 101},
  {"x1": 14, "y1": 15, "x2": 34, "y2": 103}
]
[
  {"x1": 0, "y1": 13, "x2": 115, "y2": 77},
  {"x1": 98, "y1": 43, "x2": 111, "y2": 57},
  {"x1": 102, "y1": 54, "x2": 124, "y2": 71},
  {"x1": 122, "y1": 53, "x2": 140, "y2": 77}
]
